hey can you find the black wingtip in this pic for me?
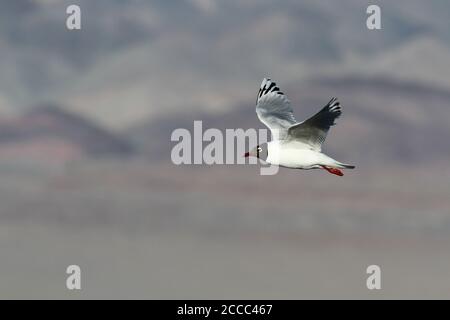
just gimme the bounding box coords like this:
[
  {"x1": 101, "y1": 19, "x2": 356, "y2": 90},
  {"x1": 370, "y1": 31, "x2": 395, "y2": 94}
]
[{"x1": 328, "y1": 97, "x2": 339, "y2": 105}]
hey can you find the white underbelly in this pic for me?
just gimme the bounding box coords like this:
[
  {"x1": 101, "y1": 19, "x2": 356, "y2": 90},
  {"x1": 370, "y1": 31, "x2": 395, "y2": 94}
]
[{"x1": 267, "y1": 142, "x2": 328, "y2": 169}]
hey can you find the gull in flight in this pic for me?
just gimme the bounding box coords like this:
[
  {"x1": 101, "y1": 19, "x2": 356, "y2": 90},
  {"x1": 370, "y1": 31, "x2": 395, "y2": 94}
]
[{"x1": 245, "y1": 78, "x2": 355, "y2": 176}]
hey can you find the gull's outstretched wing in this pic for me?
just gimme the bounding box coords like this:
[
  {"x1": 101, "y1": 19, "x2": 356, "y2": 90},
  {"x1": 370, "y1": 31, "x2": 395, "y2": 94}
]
[
  {"x1": 256, "y1": 78, "x2": 297, "y2": 140},
  {"x1": 287, "y1": 97, "x2": 342, "y2": 151}
]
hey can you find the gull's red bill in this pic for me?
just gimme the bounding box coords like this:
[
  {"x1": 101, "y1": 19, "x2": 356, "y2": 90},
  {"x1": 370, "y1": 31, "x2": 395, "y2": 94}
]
[{"x1": 244, "y1": 152, "x2": 250, "y2": 157}]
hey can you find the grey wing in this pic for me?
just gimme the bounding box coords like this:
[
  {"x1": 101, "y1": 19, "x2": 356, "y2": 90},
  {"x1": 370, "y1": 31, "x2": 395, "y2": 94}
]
[
  {"x1": 287, "y1": 97, "x2": 342, "y2": 151},
  {"x1": 255, "y1": 78, "x2": 297, "y2": 140}
]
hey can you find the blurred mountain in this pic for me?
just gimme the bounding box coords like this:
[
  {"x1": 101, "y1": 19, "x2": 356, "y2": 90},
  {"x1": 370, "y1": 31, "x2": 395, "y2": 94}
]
[
  {"x1": 127, "y1": 76, "x2": 450, "y2": 166},
  {"x1": 328, "y1": 37, "x2": 450, "y2": 91},
  {"x1": 0, "y1": 104, "x2": 134, "y2": 162},
  {"x1": 1, "y1": 0, "x2": 450, "y2": 129}
]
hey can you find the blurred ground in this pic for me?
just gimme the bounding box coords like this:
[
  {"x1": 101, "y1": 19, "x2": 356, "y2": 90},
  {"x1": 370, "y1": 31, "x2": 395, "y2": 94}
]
[
  {"x1": 1, "y1": 161, "x2": 450, "y2": 299},
  {"x1": 3, "y1": 221, "x2": 450, "y2": 299}
]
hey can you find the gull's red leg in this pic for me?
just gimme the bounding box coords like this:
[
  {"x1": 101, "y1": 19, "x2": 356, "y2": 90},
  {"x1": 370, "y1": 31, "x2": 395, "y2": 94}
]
[{"x1": 321, "y1": 166, "x2": 344, "y2": 176}]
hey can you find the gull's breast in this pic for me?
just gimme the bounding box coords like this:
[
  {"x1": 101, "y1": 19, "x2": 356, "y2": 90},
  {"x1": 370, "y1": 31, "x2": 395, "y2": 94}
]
[{"x1": 267, "y1": 141, "x2": 322, "y2": 169}]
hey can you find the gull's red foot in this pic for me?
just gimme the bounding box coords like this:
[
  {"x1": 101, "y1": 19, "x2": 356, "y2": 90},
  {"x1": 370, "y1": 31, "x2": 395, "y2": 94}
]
[{"x1": 321, "y1": 166, "x2": 344, "y2": 176}]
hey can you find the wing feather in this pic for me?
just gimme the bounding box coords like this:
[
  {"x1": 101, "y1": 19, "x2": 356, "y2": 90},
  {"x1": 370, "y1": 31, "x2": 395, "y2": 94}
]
[
  {"x1": 287, "y1": 97, "x2": 342, "y2": 151},
  {"x1": 255, "y1": 78, "x2": 296, "y2": 140}
]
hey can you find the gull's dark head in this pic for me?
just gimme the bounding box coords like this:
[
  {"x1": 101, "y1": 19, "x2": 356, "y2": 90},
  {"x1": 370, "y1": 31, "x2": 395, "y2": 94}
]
[{"x1": 244, "y1": 143, "x2": 268, "y2": 161}]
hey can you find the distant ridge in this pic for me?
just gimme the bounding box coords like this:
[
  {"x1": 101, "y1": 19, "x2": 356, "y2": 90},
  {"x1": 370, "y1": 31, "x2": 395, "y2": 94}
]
[
  {"x1": 0, "y1": 104, "x2": 134, "y2": 161},
  {"x1": 126, "y1": 76, "x2": 450, "y2": 165}
]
